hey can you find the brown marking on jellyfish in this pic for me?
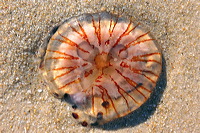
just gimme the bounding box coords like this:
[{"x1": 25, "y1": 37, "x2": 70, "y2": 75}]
[
  {"x1": 120, "y1": 61, "x2": 159, "y2": 77},
  {"x1": 49, "y1": 66, "x2": 75, "y2": 71},
  {"x1": 72, "y1": 113, "x2": 79, "y2": 119},
  {"x1": 118, "y1": 85, "x2": 140, "y2": 105},
  {"x1": 110, "y1": 72, "x2": 141, "y2": 105},
  {"x1": 46, "y1": 50, "x2": 79, "y2": 59},
  {"x1": 82, "y1": 63, "x2": 88, "y2": 67},
  {"x1": 98, "y1": 14, "x2": 101, "y2": 46},
  {"x1": 67, "y1": 21, "x2": 92, "y2": 46},
  {"x1": 112, "y1": 22, "x2": 140, "y2": 48},
  {"x1": 51, "y1": 32, "x2": 89, "y2": 53},
  {"x1": 104, "y1": 14, "x2": 119, "y2": 46},
  {"x1": 101, "y1": 101, "x2": 110, "y2": 108},
  {"x1": 99, "y1": 88, "x2": 108, "y2": 115},
  {"x1": 97, "y1": 85, "x2": 120, "y2": 117},
  {"x1": 84, "y1": 69, "x2": 93, "y2": 77},
  {"x1": 119, "y1": 31, "x2": 153, "y2": 53},
  {"x1": 120, "y1": 39, "x2": 155, "y2": 54},
  {"x1": 91, "y1": 15, "x2": 101, "y2": 46},
  {"x1": 120, "y1": 61, "x2": 158, "y2": 84},
  {"x1": 45, "y1": 57, "x2": 78, "y2": 60},
  {"x1": 138, "y1": 84, "x2": 152, "y2": 94},
  {"x1": 130, "y1": 53, "x2": 161, "y2": 64},
  {"x1": 108, "y1": 14, "x2": 119, "y2": 38},
  {"x1": 49, "y1": 63, "x2": 87, "y2": 72},
  {"x1": 58, "y1": 78, "x2": 81, "y2": 90},
  {"x1": 51, "y1": 66, "x2": 79, "y2": 81},
  {"x1": 130, "y1": 52, "x2": 161, "y2": 64},
  {"x1": 109, "y1": 76, "x2": 131, "y2": 111},
  {"x1": 105, "y1": 39, "x2": 110, "y2": 45},
  {"x1": 81, "y1": 121, "x2": 88, "y2": 127},
  {"x1": 120, "y1": 61, "x2": 129, "y2": 68},
  {"x1": 115, "y1": 69, "x2": 150, "y2": 99},
  {"x1": 134, "y1": 52, "x2": 161, "y2": 58},
  {"x1": 130, "y1": 69, "x2": 157, "y2": 84},
  {"x1": 95, "y1": 73, "x2": 103, "y2": 83}
]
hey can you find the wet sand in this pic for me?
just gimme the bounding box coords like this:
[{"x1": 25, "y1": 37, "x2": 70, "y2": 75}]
[{"x1": 0, "y1": 0, "x2": 199, "y2": 132}]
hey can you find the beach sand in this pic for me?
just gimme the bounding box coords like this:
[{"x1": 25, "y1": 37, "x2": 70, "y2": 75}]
[{"x1": 0, "y1": 0, "x2": 199, "y2": 132}]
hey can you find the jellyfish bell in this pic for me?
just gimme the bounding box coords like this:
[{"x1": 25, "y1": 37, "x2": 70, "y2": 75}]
[{"x1": 39, "y1": 11, "x2": 162, "y2": 127}]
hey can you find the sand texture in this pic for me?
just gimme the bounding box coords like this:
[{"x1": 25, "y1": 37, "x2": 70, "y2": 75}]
[{"x1": 0, "y1": 0, "x2": 199, "y2": 133}]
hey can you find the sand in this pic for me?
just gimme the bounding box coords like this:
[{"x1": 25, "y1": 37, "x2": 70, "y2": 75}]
[{"x1": 0, "y1": 0, "x2": 199, "y2": 132}]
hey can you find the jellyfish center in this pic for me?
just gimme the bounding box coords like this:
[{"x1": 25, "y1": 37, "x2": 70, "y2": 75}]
[{"x1": 94, "y1": 52, "x2": 109, "y2": 70}]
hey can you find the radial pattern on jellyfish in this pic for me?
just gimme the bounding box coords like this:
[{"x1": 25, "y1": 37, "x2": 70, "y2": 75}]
[{"x1": 40, "y1": 11, "x2": 162, "y2": 126}]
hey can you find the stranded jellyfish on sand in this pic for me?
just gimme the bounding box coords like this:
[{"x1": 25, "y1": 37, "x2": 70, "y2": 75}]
[{"x1": 39, "y1": 11, "x2": 162, "y2": 126}]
